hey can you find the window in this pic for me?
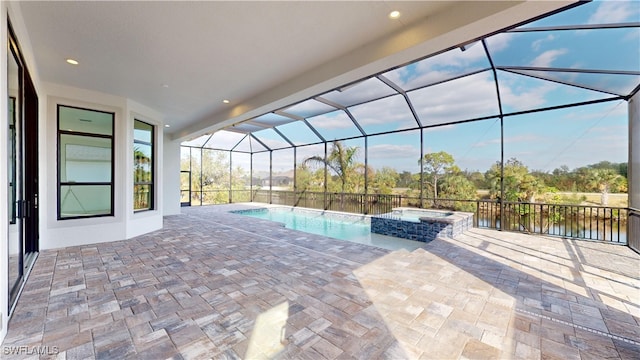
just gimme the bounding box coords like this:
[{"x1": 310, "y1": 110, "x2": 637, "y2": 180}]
[
  {"x1": 58, "y1": 105, "x2": 114, "y2": 219},
  {"x1": 134, "y1": 120, "x2": 154, "y2": 211}
]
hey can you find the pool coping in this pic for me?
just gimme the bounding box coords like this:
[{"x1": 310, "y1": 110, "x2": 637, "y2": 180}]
[
  {"x1": 230, "y1": 204, "x2": 371, "y2": 224},
  {"x1": 375, "y1": 206, "x2": 474, "y2": 225}
]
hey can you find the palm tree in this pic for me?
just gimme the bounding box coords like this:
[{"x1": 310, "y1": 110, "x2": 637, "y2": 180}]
[
  {"x1": 134, "y1": 146, "x2": 151, "y2": 208},
  {"x1": 585, "y1": 168, "x2": 620, "y2": 206},
  {"x1": 303, "y1": 141, "x2": 359, "y2": 210}
]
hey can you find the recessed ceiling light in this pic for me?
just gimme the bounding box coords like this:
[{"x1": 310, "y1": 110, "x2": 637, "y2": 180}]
[
  {"x1": 66, "y1": 58, "x2": 79, "y2": 65},
  {"x1": 162, "y1": 84, "x2": 169, "y2": 88},
  {"x1": 389, "y1": 10, "x2": 401, "y2": 19},
  {"x1": 164, "y1": 124, "x2": 171, "y2": 128},
  {"x1": 223, "y1": 99, "x2": 230, "y2": 104}
]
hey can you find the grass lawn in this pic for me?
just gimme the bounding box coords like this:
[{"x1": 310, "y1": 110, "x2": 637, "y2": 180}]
[{"x1": 559, "y1": 192, "x2": 628, "y2": 207}]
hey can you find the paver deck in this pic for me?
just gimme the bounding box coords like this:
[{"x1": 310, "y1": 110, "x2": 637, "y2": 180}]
[{"x1": 2, "y1": 204, "x2": 639, "y2": 359}]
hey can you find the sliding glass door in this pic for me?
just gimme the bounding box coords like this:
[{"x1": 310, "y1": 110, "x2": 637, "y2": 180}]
[
  {"x1": 7, "y1": 21, "x2": 39, "y2": 313},
  {"x1": 7, "y1": 45, "x2": 23, "y2": 307}
]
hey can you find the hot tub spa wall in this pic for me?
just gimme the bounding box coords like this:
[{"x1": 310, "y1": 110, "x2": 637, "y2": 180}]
[{"x1": 371, "y1": 212, "x2": 473, "y2": 242}]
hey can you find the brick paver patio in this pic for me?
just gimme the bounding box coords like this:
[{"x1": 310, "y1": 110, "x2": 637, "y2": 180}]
[{"x1": 2, "y1": 204, "x2": 639, "y2": 359}]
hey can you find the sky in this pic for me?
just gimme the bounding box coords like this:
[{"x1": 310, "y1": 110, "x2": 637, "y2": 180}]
[{"x1": 184, "y1": 0, "x2": 639, "y2": 176}]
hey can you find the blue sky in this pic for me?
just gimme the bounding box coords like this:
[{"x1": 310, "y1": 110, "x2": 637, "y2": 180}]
[{"x1": 186, "y1": 0, "x2": 638, "y2": 176}]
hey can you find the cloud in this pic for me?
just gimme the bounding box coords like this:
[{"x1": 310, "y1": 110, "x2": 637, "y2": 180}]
[
  {"x1": 258, "y1": 137, "x2": 290, "y2": 150},
  {"x1": 500, "y1": 82, "x2": 557, "y2": 112},
  {"x1": 199, "y1": 130, "x2": 245, "y2": 150},
  {"x1": 588, "y1": 0, "x2": 639, "y2": 24},
  {"x1": 623, "y1": 28, "x2": 640, "y2": 42},
  {"x1": 249, "y1": 128, "x2": 294, "y2": 150},
  {"x1": 531, "y1": 35, "x2": 555, "y2": 51},
  {"x1": 322, "y1": 78, "x2": 395, "y2": 107},
  {"x1": 283, "y1": 99, "x2": 333, "y2": 118},
  {"x1": 496, "y1": 70, "x2": 561, "y2": 112},
  {"x1": 307, "y1": 110, "x2": 356, "y2": 130},
  {"x1": 271, "y1": 150, "x2": 294, "y2": 172},
  {"x1": 483, "y1": 33, "x2": 511, "y2": 54},
  {"x1": 295, "y1": 144, "x2": 326, "y2": 162},
  {"x1": 368, "y1": 143, "x2": 421, "y2": 172},
  {"x1": 530, "y1": 49, "x2": 568, "y2": 67},
  {"x1": 408, "y1": 71, "x2": 501, "y2": 126},
  {"x1": 368, "y1": 143, "x2": 420, "y2": 160},
  {"x1": 230, "y1": 152, "x2": 251, "y2": 170},
  {"x1": 384, "y1": 37, "x2": 500, "y2": 91},
  {"x1": 349, "y1": 94, "x2": 420, "y2": 132}
]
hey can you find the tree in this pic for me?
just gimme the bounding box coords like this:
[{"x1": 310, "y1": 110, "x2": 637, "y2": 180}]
[
  {"x1": 486, "y1": 158, "x2": 544, "y2": 202},
  {"x1": 371, "y1": 167, "x2": 399, "y2": 194},
  {"x1": 397, "y1": 171, "x2": 414, "y2": 188},
  {"x1": 303, "y1": 141, "x2": 360, "y2": 194},
  {"x1": 134, "y1": 146, "x2": 152, "y2": 209},
  {"x1": 134, "y1": 146, "x2": 151, "y2": 182},
  {"x1": 466, "y1": 170, "x2": 487, "y2": 190},
  {"x1": 584, "y1": 168, "x2": 620, "y2": 206},
  {"x1": 439, "y1": 167, "x2": 478, "y2": 211},
  {"x1": 546, "y1": 165, "x2": 574, "y2": 191},
  {"x1": 182, "y1": 149, "x2": 244, "y2": 204},
  {"x1": 618, "y1": 162, "x2": 628, "y2": 178},
  {"x1": 419, "y1": 151, "x2": 455, "y2": 199},
  {"x1": 304, "y1": 141, "x2": 360, "y2": 210},
  {"x1": 295, "y1": 163, "x2": 313, "y2": 191},
  {"x1": 202, "y1": 150, "x2": 231, "y2": 188}
]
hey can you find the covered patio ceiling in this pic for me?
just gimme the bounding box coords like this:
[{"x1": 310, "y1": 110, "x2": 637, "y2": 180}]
[
  {"x1": 183, "y1": 1, "x2": 640, "y2": 154},
  {"x1": 21, "y1": 1, "x2": 570, "y2": 136}
]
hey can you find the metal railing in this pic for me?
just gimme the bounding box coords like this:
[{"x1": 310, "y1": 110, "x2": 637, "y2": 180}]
[
  {"x1": 185, "y1": 189, "x2": 629, "y2": 244},
  {"x1": 486, "y1": 201, "x2": 627, "y2": 243},
  {"x1": 404, "y1": 198, "x2": 627, "y2": 243},
  {"x1": 253, "y1": 190, "x2": 402, "y2": 214}
]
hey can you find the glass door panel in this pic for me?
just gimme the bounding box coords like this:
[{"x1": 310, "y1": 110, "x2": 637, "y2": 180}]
[
  {"x1": 7, "y1": 45, "x2": 23, "y2": 307},
  {"x1": 7, "y1": 21, "x2": 38, "y2": 315}
]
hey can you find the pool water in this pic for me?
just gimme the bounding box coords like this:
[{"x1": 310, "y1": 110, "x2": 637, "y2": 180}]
[
  {"x1": 232, "y1": 207, "x2": 426, "y2": 251},
  {"x1": 237, "y1": 208, "x2": 370, "y2": 241}
]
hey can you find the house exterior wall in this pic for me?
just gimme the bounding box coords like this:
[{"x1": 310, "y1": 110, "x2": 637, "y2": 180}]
[
  {"x1": 43, "y1": 86, "x2": 128, "y2": 248},
  {"x1": 163, "y1": 135, "x2": 182, "y2": 216},
  {"x1": 42, "y1": 84, "x2": 166, "y2": 249},
  {"x1": 0, "y1": 3, "x2": 173, "y2": 341},
  {"x1": 126, "y1": 99, "x2": 165, "y2": 238}
]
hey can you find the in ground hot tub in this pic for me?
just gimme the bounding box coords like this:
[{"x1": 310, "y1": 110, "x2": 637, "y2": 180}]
[{"x1": 371, "y1": 207, "x2": 473, "y2": 242}]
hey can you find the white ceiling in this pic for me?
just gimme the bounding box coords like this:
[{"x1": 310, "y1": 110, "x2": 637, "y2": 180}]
[{"x1": 17, "y1": 1, "x2": 573, "y2": 140}]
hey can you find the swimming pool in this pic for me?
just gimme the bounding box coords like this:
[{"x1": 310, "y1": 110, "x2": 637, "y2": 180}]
[{"x1": 230, "y1": 207, "x2": 427, "y2": 251}]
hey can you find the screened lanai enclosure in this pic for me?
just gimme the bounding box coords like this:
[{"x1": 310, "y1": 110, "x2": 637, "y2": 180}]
[{"x1": 181, "y1": 1, "x2": 640, "y2": 244}]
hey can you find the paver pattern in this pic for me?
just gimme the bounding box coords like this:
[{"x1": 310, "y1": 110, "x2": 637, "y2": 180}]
[{"x1": 2, "y1": 204, "x2": 639, "y2": 359}]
